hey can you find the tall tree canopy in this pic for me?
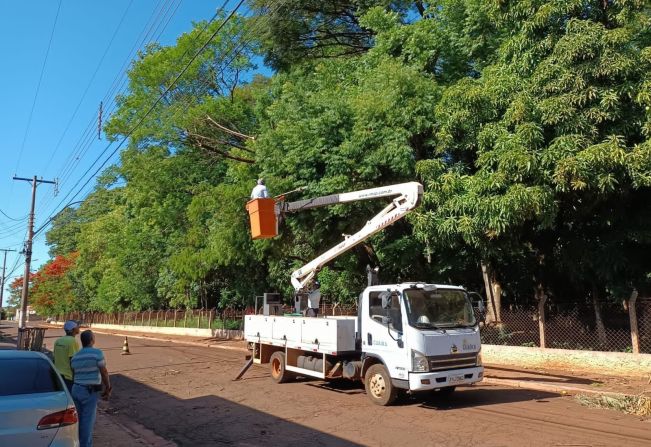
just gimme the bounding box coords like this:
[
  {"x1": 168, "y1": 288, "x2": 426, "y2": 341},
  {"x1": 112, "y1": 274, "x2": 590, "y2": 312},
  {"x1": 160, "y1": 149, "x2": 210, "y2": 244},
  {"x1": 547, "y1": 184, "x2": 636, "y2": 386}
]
[{"x1": 37, "y1": 1, "x2": 651, "y2": 318}]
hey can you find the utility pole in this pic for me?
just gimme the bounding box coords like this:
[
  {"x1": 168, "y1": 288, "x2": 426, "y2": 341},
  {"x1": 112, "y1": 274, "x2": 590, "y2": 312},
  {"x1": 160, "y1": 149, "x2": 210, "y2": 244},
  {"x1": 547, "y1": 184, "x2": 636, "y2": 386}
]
[
  {"x1": 13, "y1": 176, "x2": 56, "y2": 329},
  {"x1": 0, "y1": 248, "x2": 17, "y2": 308}
]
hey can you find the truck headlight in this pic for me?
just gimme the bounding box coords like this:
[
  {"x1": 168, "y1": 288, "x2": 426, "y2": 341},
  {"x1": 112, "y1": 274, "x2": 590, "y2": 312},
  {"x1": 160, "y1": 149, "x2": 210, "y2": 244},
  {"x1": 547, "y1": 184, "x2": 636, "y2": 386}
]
[
  {"x1": 476, "y1": 352, "x2": 482, "y2": 367},
  {"x1": 411, "y1": 350, "x2": 429, "y2": 372}
]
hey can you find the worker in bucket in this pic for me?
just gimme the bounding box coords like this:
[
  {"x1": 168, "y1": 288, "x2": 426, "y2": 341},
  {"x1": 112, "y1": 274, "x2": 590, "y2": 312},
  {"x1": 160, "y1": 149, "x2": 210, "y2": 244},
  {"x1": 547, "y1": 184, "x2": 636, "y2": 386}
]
[{"x1": 251, "y1": 178, "x2": 269, "y2": 199}]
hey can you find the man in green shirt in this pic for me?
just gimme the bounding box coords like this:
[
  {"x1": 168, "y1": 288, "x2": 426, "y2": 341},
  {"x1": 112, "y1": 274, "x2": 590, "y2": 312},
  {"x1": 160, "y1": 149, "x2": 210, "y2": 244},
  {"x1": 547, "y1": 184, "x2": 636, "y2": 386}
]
[{"x1": 54, "y1": 320, "x2": 80, "y2": 392}]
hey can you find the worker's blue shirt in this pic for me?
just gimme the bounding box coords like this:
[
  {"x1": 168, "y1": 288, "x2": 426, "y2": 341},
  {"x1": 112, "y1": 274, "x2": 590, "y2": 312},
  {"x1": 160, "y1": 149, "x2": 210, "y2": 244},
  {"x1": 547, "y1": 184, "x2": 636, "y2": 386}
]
[
  {"x1": 251, "y1": 184, "x2": 269, "y2": 198},
  {"x1": 71, "y1": 347, "x2": 106, "y2": 385}
]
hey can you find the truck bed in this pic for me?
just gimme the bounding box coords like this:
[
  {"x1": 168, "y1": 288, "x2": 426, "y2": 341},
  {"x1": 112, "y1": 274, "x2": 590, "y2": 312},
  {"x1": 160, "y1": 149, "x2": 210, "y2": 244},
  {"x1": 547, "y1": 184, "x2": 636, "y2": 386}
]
[{"x1": 244, "y1": 314, "x2": 357, "y2": 354}]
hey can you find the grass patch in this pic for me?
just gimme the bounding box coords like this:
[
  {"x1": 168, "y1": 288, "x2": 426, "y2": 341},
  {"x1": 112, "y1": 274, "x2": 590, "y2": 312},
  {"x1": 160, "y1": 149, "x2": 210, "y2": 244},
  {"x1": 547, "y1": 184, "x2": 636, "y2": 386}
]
[{"x1": 575, "y1": 393, "x2": 651, "y2": 416}]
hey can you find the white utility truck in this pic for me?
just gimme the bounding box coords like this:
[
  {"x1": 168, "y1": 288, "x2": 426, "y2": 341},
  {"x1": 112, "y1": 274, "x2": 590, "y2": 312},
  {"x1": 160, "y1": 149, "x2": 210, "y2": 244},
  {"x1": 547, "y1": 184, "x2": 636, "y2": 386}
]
[{"x1": 240, "y1": 182, "x2": 484, "y2": 405}]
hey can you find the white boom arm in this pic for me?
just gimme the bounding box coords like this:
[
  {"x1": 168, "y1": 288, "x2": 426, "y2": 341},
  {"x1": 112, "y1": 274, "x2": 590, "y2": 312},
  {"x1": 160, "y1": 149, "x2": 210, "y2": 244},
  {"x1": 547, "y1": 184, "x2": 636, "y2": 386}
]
[{"x1": 288, "y1": 182, "x2": 423, "y2": 293}]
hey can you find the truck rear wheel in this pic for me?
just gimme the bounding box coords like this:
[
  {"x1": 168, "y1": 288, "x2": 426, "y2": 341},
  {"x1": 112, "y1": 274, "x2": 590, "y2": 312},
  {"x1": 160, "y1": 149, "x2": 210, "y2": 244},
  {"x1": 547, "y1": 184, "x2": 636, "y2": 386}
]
[
  {"x1": 364, "y1": 364, "x2": 397, "y2": 406},
  {"x1": 270, "y1": 351, "x2": 293, "y2": 383}
]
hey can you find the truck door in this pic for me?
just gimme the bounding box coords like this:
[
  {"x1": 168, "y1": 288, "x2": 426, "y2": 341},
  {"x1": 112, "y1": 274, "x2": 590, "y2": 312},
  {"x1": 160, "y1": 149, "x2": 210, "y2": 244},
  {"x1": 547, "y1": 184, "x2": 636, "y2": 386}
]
[{"x1": 363, "y1": 290, "x2": 409, "y2": 380}]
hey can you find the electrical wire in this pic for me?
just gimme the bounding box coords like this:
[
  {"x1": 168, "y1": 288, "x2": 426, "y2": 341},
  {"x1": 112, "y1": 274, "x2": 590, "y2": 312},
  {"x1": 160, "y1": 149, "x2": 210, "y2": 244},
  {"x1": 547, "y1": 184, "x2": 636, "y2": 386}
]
[
  {"x1": 34, "y1": 0, "x2": 184, "y2": 218},
  {"x1": 35, "y1": 0, "x2": 274, "y2": 239},
  {"x1": 14, "y1": 0, "x2": 63, "y2": 174},
  {"x1": 37, "y1": 0, "x2": 175, "y2": 204},
  {"x1": 33, "y1": 1, "x2": 250, "y2": 238},
  {"x1": 0, "y1": 209, "x2": 28, "y2": 222},
  {"x1": 41, "y1": 0, "x2": 135, "y2": 174},
  {"x1": 42, "y1": 0, "x2": 247, "y2": 225}
]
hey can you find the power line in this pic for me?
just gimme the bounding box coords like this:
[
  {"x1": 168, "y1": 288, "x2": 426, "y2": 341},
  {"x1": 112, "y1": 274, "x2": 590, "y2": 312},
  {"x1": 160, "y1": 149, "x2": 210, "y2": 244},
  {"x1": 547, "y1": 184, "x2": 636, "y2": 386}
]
[
  {"x1": 35, "y1": 0, "x2": 184, "y2": 218},
  {"x1": 14, "y1": 0, "x2": 63, "y2": 174},
  {"x1": 41, "y1": 0, "x2": 135, "y2": 174},
  {"x1": 43, "y1": 0, "x2": 247, "y2": 224},
  {"x1": 2, "y1": 252, "x2": 25, "y2": 300},
  {"x1": 0, "y1": 218, "x2": 30, "y2": 235},
  {"x1": 35, "y1": 0, "x2": 271, "y2": 240},
  {"x1": 0, "y1": 227, "x2": 29, "y2": 240},
  {"x1": 38, "y1": 0, "x2": 173, "y2": 198},
  {"x1": 0, "y1": 209, "x2": 28, "y2": 222}
]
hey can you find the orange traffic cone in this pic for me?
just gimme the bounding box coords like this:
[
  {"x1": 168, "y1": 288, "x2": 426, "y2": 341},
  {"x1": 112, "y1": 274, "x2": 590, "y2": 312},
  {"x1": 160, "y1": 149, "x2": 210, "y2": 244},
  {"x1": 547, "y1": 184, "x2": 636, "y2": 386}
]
[{"x1": 121, "y1": 336, "x2": 131, "y2": 355}]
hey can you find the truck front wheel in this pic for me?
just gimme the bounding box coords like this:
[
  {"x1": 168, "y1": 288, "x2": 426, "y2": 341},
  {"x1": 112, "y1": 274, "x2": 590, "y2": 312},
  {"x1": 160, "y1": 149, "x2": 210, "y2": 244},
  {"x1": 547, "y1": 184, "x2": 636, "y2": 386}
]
[
  {"x1": 364, "y1": 364, "x2": 397, "y2": 406},
  {"x1": 270, "y1": 351, "x2": 293, "y2": 383}
]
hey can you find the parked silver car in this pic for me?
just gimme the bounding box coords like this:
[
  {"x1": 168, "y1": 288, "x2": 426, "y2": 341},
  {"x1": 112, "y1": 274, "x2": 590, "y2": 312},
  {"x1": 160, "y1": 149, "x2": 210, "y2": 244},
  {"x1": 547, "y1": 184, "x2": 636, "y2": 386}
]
[{"x1": 0, "y1": 350, "x2": 79, "y2": 446}]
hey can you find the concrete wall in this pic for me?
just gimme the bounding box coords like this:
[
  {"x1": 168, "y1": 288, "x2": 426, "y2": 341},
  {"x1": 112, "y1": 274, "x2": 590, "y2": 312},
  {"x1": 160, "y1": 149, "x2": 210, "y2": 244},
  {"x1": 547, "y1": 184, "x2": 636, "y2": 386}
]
[{"x1": 482, "y1": 344, "x2": 651, "y2": 378}]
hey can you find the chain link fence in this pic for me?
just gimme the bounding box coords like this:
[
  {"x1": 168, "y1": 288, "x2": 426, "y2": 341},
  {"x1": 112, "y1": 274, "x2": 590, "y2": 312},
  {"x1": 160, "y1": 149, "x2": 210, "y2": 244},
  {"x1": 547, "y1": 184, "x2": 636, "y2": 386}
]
[
  {"x1": 58, "y1": 308, "x2": 247, "y2": 331},
  {"x1": 480, "y1": 299, "x2": 651, "y2": 354},
  {"x1": 638, "y1": 300, "x2": 651, "y2": 354},
  {"x1": 56, "y1": 302, "x2": 360, "y2": 332},
  {"x1": 56, "y1": 298, "x2": 650, "y2": 354},
  {"x1": 479, "y1": 307, "x2": 540, "y2": 347}
]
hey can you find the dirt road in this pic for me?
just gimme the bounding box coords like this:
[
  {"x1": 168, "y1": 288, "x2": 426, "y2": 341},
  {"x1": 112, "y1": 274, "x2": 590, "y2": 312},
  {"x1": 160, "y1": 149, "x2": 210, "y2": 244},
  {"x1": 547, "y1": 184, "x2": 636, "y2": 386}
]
[{"x1": 43, "y1": 328, "x2": 651, "y2": 447}]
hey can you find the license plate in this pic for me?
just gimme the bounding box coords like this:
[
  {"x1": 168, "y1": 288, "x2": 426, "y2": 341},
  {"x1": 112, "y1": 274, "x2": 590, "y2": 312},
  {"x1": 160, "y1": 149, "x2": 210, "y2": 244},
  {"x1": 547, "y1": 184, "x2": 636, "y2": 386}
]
[{"x1": 449, "y1": 374, "x2": 465, "y2": 384}]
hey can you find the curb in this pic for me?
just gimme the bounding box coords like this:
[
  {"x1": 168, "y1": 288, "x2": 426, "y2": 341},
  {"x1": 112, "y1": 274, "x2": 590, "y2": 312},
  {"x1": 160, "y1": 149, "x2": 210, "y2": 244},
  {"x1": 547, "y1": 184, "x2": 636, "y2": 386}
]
[
  {"x1": 97, "y1": 409, "x2": 177, "y2": 447},
  {"x1": 482, "y1": 377, "x2": 633, "y2": 398}
]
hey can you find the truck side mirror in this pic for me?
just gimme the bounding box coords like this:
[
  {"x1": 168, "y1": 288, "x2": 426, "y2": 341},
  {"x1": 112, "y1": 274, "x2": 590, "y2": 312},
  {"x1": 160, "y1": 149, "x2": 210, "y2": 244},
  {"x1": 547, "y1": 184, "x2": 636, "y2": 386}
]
[
  {"x1": 477, "y1": 300, "x2": 485, "y2": 313},
  {"x1": 380, "y1": 291, "x2": 392, "y2": 309},
  {"x1": 467, "y1": 291, "x2": 486, "y2": 324}
]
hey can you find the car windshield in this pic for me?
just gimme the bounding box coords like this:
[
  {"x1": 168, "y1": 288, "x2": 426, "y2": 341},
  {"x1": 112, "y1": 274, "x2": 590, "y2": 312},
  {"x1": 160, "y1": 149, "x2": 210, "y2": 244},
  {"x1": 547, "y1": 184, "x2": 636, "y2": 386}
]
[
  {"x1": 0, "y1": 358, "x2": 63, "y2": 396},
  {"x1": 403, "y1": 288, "x2": 476, "y2": 329}
]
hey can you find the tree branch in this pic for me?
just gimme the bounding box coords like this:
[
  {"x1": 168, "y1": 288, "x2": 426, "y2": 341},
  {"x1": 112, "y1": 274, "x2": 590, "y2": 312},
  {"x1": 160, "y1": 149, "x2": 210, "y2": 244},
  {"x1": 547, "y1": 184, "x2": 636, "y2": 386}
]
[
  {"x1": 415, "y1": 1, "x2": 426, "y2": 17},
  {"x1": 185, "y1": 132, "x2": 255, "y2": 164},
  {"x1": 205, "y1": 115, "x2": 255, "y2": 140},
  {"x1": 185, "y1": 130, "x2": 254, "y2": 154}
]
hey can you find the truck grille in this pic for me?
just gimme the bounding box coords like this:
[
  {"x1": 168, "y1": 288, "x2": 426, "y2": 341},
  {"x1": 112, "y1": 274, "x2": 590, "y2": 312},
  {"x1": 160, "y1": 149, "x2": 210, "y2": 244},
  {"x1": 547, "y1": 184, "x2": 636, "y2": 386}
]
[{"x1": 428, "y1": 353, "x2": 477, "y2": 371}]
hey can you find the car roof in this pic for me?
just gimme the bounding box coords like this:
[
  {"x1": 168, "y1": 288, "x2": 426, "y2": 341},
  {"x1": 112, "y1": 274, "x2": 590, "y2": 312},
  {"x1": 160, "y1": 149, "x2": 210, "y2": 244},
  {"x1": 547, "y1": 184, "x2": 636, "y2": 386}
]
[{"x1": 0, "y1": 350, "x2": 50, "y2": 360}]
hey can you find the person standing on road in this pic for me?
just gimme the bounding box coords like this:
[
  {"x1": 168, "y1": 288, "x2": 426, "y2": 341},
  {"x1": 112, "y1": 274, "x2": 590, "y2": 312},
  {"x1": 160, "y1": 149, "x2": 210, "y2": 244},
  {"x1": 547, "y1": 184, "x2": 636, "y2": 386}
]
[
  {"x1": 71, "y1": 330, "x2": 112, "y2": 447},
  {"x1": 250, "y1": 178, "x2": 269, "y2": 199},
  {"x1": 53, "y1": 320, "x2": 80, "y2": 393}
]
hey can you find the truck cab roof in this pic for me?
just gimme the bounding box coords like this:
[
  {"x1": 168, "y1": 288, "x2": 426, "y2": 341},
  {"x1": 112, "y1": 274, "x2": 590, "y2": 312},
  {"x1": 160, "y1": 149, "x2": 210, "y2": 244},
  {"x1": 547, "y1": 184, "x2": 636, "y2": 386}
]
[{"x1": 364, "y1": 283, "x2": 466, "y2": 293}]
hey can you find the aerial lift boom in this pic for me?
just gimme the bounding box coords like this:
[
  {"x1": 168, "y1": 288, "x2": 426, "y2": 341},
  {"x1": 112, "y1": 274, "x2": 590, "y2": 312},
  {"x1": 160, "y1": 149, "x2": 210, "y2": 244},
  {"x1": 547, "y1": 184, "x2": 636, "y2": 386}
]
[{"x1": 275, "y1": 182, "x2": 423, "y2": 311}]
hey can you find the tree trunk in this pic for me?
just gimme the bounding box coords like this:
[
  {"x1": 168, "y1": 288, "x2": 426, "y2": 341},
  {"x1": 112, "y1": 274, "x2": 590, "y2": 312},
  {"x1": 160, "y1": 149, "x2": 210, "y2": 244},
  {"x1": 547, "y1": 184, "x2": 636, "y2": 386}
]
[
  {"x1": 628, "y1": 289, "x2": 639, "y2": 354},
  {"x1": 535, "y1": 284, "x2": 547, "y2": 349},
  {"x1": 492, "y1": 281, "x2": 502, "y2": 322},
  {"x1": 592, "y1": 286, "x2": 608, "y2": 347},
  {"x1": 481, "y1": 262, "x2": 501, "y2": 324}
]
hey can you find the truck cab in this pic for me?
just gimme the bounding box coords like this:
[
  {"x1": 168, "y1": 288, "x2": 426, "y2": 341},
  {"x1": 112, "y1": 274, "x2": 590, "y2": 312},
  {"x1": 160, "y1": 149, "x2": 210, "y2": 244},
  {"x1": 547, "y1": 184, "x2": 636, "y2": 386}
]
[{"x1": 359, "y1": 283, "x2": 483, "y2": 404}]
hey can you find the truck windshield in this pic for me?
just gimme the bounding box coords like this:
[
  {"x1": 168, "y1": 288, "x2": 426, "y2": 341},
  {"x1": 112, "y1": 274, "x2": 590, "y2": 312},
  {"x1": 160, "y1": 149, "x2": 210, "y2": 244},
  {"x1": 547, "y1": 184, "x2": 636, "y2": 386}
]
[{"x1": 403, "y1": 289, "x2": 476, "y2": 329}]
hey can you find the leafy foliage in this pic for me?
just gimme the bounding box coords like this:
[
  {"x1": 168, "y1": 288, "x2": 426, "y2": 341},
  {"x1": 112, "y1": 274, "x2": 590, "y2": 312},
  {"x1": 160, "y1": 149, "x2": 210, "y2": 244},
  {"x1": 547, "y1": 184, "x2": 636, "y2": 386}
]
[{"x1": 36, "y1": 2, "x2": 651, "y2": 316}]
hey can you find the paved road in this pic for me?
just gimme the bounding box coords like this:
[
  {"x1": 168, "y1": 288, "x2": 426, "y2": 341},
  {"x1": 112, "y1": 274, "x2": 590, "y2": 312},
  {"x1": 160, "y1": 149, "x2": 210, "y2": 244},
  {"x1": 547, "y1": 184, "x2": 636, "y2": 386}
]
[{"x1": 18, "y1": 326, "x2": 651, "y2": 446}]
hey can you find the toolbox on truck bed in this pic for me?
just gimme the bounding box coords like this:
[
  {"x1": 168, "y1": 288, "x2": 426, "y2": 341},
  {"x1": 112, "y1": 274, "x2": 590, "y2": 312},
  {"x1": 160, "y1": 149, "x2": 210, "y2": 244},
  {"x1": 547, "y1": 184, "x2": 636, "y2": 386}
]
[{"x1": 244, "y1": 315, "x2": 357, "y2": 353}]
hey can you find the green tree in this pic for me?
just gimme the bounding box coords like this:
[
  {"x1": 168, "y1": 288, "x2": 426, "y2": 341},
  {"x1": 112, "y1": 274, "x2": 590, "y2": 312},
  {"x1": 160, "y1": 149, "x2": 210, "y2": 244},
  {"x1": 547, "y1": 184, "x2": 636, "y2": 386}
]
[{"x1": 413, "y1": 0, "x2": 651, "y2": 319}]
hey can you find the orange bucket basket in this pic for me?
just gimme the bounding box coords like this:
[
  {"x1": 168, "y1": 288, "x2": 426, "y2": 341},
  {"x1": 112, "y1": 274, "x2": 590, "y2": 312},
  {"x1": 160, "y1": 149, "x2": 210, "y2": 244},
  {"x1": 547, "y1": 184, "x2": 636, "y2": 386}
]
[{"x1": 245, "y1": 198, "x2": 278, "y2": 239}]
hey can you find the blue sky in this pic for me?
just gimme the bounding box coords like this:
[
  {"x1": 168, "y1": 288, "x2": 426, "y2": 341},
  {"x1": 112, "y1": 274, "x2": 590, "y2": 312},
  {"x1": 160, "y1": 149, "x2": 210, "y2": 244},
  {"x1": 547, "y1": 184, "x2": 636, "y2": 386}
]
[{"x1": 0, "y1": 0, "x2": 251, "y2": 305}]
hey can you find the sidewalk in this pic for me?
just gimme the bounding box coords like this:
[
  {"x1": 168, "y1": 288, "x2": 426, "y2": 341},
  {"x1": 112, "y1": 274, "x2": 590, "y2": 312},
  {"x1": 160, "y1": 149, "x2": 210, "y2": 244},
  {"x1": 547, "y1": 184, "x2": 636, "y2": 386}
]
[
  {"x1": 484, "y1": 364, "x2": 651, "y2": 397},
  {"x1": 74, "y1": 324, "x2": 651, "y2": 398}
]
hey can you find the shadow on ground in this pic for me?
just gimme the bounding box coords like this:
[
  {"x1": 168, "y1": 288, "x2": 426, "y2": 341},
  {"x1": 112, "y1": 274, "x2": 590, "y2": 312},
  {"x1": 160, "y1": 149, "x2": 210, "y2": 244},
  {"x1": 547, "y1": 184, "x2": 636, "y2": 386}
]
[
  {"x1": 486, "y1": 365, "x2": 602, "y2": 386},
  {"x1": 289, "y1": 376, "x2": 559, "y2": 409},
  {"x1": 109, "y1": 373, "x2": 363, "y2": 447},
  {"x1": 412, "y1": 385, "x2": 559, "y2": 410}
]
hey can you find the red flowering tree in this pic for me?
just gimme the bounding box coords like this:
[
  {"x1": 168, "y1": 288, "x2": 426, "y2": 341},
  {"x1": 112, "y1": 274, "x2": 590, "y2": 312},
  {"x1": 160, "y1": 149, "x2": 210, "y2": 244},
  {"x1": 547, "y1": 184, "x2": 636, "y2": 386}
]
[{"x1": 29, "y1": 252, "x2": 79, "y2": 316}]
